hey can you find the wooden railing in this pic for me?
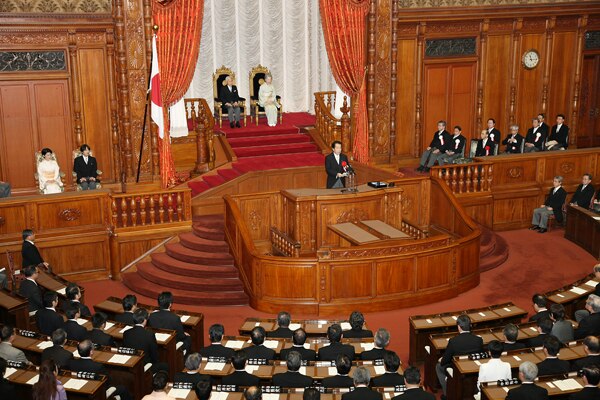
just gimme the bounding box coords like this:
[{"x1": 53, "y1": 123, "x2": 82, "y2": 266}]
[
  {"x1": 431, "y1": 162, "x2": 493, "y2": 194},
  {"x1": 270, "y1": 227, "x2": 300, "y2": 257},
  {"x1": 400, "y1": 221, "x2": 426, "y2": 239},
  {"x1": 314, "y1": 91, "x2": 351, "y2": 154},
  {"x1": 185, "y1": 98, "x2": 216, "y2": 173}
]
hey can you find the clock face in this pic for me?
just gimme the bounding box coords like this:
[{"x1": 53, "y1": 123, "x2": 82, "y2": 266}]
[{"x1": 522, "y1": 50, "x2": 540, "y2": 69}]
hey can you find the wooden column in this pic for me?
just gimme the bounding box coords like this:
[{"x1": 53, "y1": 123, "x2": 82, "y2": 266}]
[
  {"x1": 367, "y1": 0, "x2": 377, "y2": 159},
  {"x1": 508, "y1": 19, "x2": 523, "y2": 125},
  {"x1": 477, "y1": 20, "x2": 489, "y2": 130},
  {"x1": 570, "y1": 15, "x2": 588, "y2": 147},
  {"x1": 143, "y1": 0, "x2": 159, "y2": 176},
  {"x1": 389, "y1": 0, "x2": 399, "y2": 160},
  {"x1": 68, "y1": 30, "x2": 83, "y2": 147},
  {"x1": 414, "y1": 23, "x2": 425, "y2": 156},
  {"x1": 106, "y1": 28, "x2": 121, "y2": 182},
  {"x1": 541, "y1": 17, "x2": 555, "y2": 113}
]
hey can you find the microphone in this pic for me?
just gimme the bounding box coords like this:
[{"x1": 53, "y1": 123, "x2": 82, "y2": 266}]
[{"x1": 341, "y1": 161, "x2": 348, "y2": 172}]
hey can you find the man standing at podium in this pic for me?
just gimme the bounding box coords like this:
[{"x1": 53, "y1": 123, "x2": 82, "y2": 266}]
[{"x1": 325, "y1": 141, "x2": 349, "y2": 189}]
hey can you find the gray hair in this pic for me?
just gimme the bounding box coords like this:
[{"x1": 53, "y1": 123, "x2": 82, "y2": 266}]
[
  {"x1": 352, "y1": 366, "x2": 371, "y2": 386},
  {"x1": 587, "y1": 294, "x2": 600, "y2": 313},
  {"x1": 554, "y1": 176, "x2": 563, "y2": 184},
  {"x1": 185, "y1": 353, "x2": 202, "y2": 370},
  {"x1": 593, "y1": 263, "x2": 600, "y2": 274},
  {"x1": 510, "y1": 124, "x2": 519, "y2": 131},
  {"x1": 286, "y1": 350, "x2": 302, "y2": 372},
  {"x1": 519, "y1": 361, "x2": 538, "y2": 382},
  {"x1": 374, "y1": 328, "x2": 390, "y2": 348},
  {"x1": 277, "y1": 311, "x2": 291, "y2": 328}
]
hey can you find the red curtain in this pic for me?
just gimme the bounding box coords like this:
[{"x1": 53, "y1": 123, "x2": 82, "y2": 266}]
[
  {"x1": 152, "y1": 0, "x2": 204, "y2": 187},
  {"x1": 319, "y1": 0, "x2": 370, "y2": 163}
]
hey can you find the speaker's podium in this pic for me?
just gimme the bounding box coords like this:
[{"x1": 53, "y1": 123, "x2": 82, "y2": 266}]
[{"x1": 224, "y1": 180, "x2": 480, "y2": 315}]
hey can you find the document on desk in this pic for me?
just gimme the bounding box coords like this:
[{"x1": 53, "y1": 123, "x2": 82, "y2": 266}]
[
  {"x1": 245, "y1": 365, "x2": 259, "y2": 373},
  {"x1": 263, "y1": 395, "x2": 280, "y2": 400},
  {"x1": 4, "y1": 368, "x2": 17, "y2": 378},
  {"x1": 361, "y1": 343, "x2": 375, "y2": 351},
  {"x1": 374, "y1": 365, "x2": 386, "y2": 375},
  {"x1": 76, "y1": 318, "x2": 88, "y2": 326},
  {"x1": 168, "y1": 388, "x2": 191, "y2": 399},
  {"x1": 263, "y1": 340, "x2": 279, "y2": 349},
  {"x1": 119, "y1": 326, "x2": 133, "y2": 333},
  {"x1": 64, "y1": 379, "x2": 87, "y2": 390},
  {"x1": 209, "y1": 393, "x2": 230, "y2": 400},
  {"x1": 340, "y1": 322, "x2": 352, "y2": 330},
  {"x1": 328, "y1": 367, "x2": 337, "y2": 375},
  {"x1": 104, "y1": 321, "x2": 115, "y2": 331},
  {"x1": 108, "y1": 354, "x2": 131, "y2": 364},
  {"x1": 288, "y1": 323, "x2": 302, "y2": 331},
  {"x1": 554, "y1": 378, "x2": 583, "y2": 391},
  {"x1": 204, "y1": 362, "x2": 226, "y2": 371},
  {"x1": 225, "y1": 340, "x2": 245, "y2": 349},
  {"x1": 27, "y1": 375, "x2": 39, "y2": 385},
  {"x1": 585, "y1": 280, "x2": 599, "y2": 288},
  {"x1": 570, "y1": 287, "x2": 587, "y2": 295},
  {"x1": 155, "y1": 333, "x2": 171, "y2": 343},
  {"x1": 180, "y1": 315, "x2": 190, "y2": 323},
  {"x1": 37, "y1": 341, "x2": 53, "y2": 350},
  {"x1": 56, "y1": 287, "x2": 66, "y2": 296}
]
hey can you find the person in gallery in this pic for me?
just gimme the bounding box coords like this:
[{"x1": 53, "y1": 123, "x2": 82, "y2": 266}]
[
  {"x1": 73, "y1": 144, "x2": 99, "y2": 190},
  {"x1": 529, "y1": 175, "x2": 567, "y2": 233},
  {"x1": 437, "y1": 125, "x2": 467, "y2": 165},
  {"x1": 486, "y1": 118, "x2": 501, "y2": 144},
  {"x1": 416, "y1": 120, "x2": 451, "y2": 172},
  {"x1": 220, "y1": 75, "x2": 242, "y2": 128},
  {"x1": 545, "y1": 114, "x2": 569, "y2": 151},
  {"x1": 258, "y1": 74, "x2": 279, "y2": 127},
  {"x1": 524, "y1": 118, "x2": 546, "y2": 153},
  {"x1": 501, "y1": 125, "x2": 524, "y2": 154},
  {"x1": 38, "y1": 148, "x2": 63, "y2": 194},
  {"x1": 474, "y1": 129, "x2": 496, "y2": 157}
]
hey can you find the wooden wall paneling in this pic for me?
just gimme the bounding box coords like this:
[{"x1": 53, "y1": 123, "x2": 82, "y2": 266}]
[
  {"x1": 483, "y1": 34, "x2": 512, "y2": 134},
  {"x1": 540, "y1": 18, "x2": 555, "y2": 114},
  {"x1": 41, "y1": 234, "x2": 110, "y2": 279},
  {"x1": 415, "y1": 24, "x2": 425, "y2": 156},
  {"x1": 375, "y1": 258, "x2": 415, "y2": 295},
  {"x1": 423, "y1": 64, "x2": 450, "y2": 150},
  {"x1": 449, "y1": 62, "x2": 477, "y2": 137},
  {"x1": 492, "y1": 158, "x2": 539, "y2": 187},
  {"x1": 35, "y1": 197, "x2": 106, "y2": 232},
  {"x1": 571, "y1": 16, "x2": 589, "y2": 147},
  {"x1": 548, "y1": 31, "x2": 577, "y2": 125},
  {"x1": 329, "y1": 262, "x2": 373, "y2": 300},
  {"x1": 476, "y1": 20, "x2": 489, "y2": 131},
  {"x1": 395, "y1": 37, "x2": 418, "y2": 157},
  {"x1": 367, "y1": 0, "x2": 377, "y2": 161},
  {"x1": 389, "y1": 0, "x2": 399, "y2": 160},
  {"x1": 259, "y1": 261, "x2": 319, "y2": 302},
  {"x1": 515, "y1": 31, "x2": 545, "y2": 127},
  {"x1": 578, "y1": 54, "x2": 600, "y2": 148},
  {"x1": 416, "y1": 252, "x2": 451, "y2": 289},
  {"x1": 492, "y1": 189, "x2": 542, "y2": 230}
]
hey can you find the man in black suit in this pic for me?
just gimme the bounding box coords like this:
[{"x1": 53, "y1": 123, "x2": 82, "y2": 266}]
[
  {"x1": 148, "y1": 291, "x2": 191, "y2": 353},
  {"x1": 122, "y1": 308, "x2": 167, "y2": 373},
  {"x1": 343, "y1": 310, "x2": 373, "y2": 339},
  {"x1": 317, "y1": 323, "x2": 355, "y2": 361},
  {"x1": 21, "y1": 229, "x2": 48, "y2": 268},
  {"x1": 18, "y1": 264, "x2": 43, "y2": 312},
  {"x1": 537, "y1": 112, "x2": 549, "y2": 136},
  {"x1": 361, "y1": 328, "x2": 389, "y2": 360},
  {"x1": 372, "y1": 351, "x2": 405, "y2": 387},
  {"x1": 529, "y1": 294, "x2": 550, "y2": 322},
  {"x1": 506, "y1": 361, "x2": 549, "y2": 400},
  {"x1": 571, "y1": 336, "x2": 600, "y2": 371},
  {"x1": 272, "y1": 350, "x2": 313, "y2": 388},
  {"x1": 569, "y1": 173, "x2": 595, "y2": 209},
  {"x1": 341, "y1": 366, "x2": 382, "y2": 400},
  {"x1": 474, "y1": 129, "x2": 496, "y2": 157},
  {"x1": 529, "y1": 175, "x2": 567, "y2": 233},
  {"x1": 524, "y1": 118, "x2": 547, "y2": 153},
  {"x1": 569, "y1": 366, "x2": 600, "y2": 400},
  {"x1": 303, "y1": 388, "x2": 321, "y2": 400},
  {"x1": 438, "y1": 125, "x2": 467, "y2": 165},
  {"x1": 68, "y1": 339, "x2": 108, "y2": 375},
  {"x1": 243, "y1": 387, "x2": 262, "y2": 400},
  {"x1": 325, "y1": 140, "x2": 350, "y2": 189},
  {"x1": 174, "y1": 352, "x2": 211, "y2": 385},
  {"x1": 526, "y1": 317, "x2": 553, "y2": 348},
  {"x1": 41, "y1": 328, "x2": 73, "y2": 368},
  {"x1": 199, "y1": 323, "x2": 235, "y2": 359},
  {"x1": 219, "y1": 75, "x2": 242, "y2": 128},
  {"x1": 88, "y1": 312, "x2": 116, "y2": 347},
  {"x1": 417, "y1": 120, "x2": 452, "y2": 172},
  {"x1": 193, "y1": 376, "x2": 212, "y2": 400},
  {"x1": 501, "y1": 323, "x2": 526, "y2": 352},
  {"x1": 115, "y1": 294, "x2": 137, "y2": 325},
  {"x1": 436, "y1": 315, "x2": 484, "y2": 398},
  {"x1": 546, "y1": 114, "x2": 569, "y2": 151},
  {"x1": 502, "y1": 124, "x2": 525, "y2": 154},
  {"x1": 61, "y1": 283, "x2": 91, "y2": 318},
  {"x1": 36, "y1": 291, "x2": 63, "y2": 336},
  {"x1": 280, "y1": 328, "x2": 316, "y2": 362},
  {"x1": 536, "y1": 335, "x2": 569, "y2": 376},
  {"x1": 267, "y1": 311, "x2": 294, "y2": 339},
  {"x1": 63, "y1": 306, "x2": 88, "y2": 342},
  {"x1": 73, "y1": 144, "x2": 99, "y2": 190},
  {"x1": 322, "y1": 354, "x2": 353, "y2": 388},
  {"x1": 392, "y1": 366, "x2": 433, "y2": 400},
  {"x1": 222, "y1": 350, "x2": 260, "y2": 387},
  {"x1": 486, "y1": 118, "x2": 501, "y2": 144},
  {"x1": 574, "y1": 294, "x2": 600, "y2": 339},
  {"x1": 0, "y1": 358, "x2": 17, "y2": 399},
  {"x1": 245, "y1": 326, "x2": 275, "y2": 361}
]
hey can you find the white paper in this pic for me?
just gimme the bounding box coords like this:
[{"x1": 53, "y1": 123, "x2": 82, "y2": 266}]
[
  {"x1": 474, "y1": 360, "x2": 481, "y2": 366},
  {"x1": 63, "y1": 379, "x2": 87, "y2": 390},
  {"x1": 570, "y1": 287, "x2": 587, "y2": 295},
  {"x1": 108, "y1": 354, "x2": 131, "y2": 364},
  {"x1": 557, "y1": 293, "x2": 565, "y2": 298},
  {"x1": 361, "y1": 343, "x2": 375, "y2": 351},
  {"x1": 513, "y1": 356, "x2": 521, "y2": 361},
  {"x1": 263, "y1": 340, "x2": 279, "y2": 349},
  {"x1": 546, "y1": 382, "x2": 556, "y2": 388},
  {"x1": 374, "y1": 366, "x2": 386, "y2": 375},
  {"x1": 530, "y1": 327, "x2": 538, "y2": 332},
  {"x1": 155, "y1": 333, "x2": 171, "y2": 343},
  {"x1": 554, "y1": 378, "x2": 583, "y2": 391},
  {"x1": 225, "y1": 340, "x2": 245, "y2": 349},
  {"x1": 104, "y1": 322, "x2": 114, "y2": 331},
  {"x1": 76, "y1": 318, "x2": 88, "y2": 326},
  {"x1": 180, "y1": 315, "x2": 190, "y2": 323},
  {"x1": 27, "y1": 375, "x2": 39, "y2": 385},
  {"x1": 452, "y1": 316, "x2": 458, "y2": 321},
  {"x1": 56, "y1": 287, "x2": 66, "y2": 296},
  {"x1": 288, "y1": 323, "x2": 301, "y2": 331},
  {"x1": 426, "y1": 319, "x2": 433, "y2": 324},
  {"x1": 204, "y1": 362, "x2": 226, "y2": 371},
  {"x1": 299, "y1": 367, "x2": 307, "y2": 375},
  {"x1": 119, "y1": 326, "x2": 133, "y2": 333},
  {"x1": 263, "y1": 394, "x2": 280, "y2": 400},
  {"x1": 168, "y1": 388, "x2": 191, "y2": 399},
  {"x1": 503, "y1": 387, "x2": 509, "y2": 392},
  {"x1": 37, "y1": 341, "x2": 53, "y2": 350},
  {"x1": 303, "y1": 343, "x2": 310, "y2": 349},
  {"x1": 585, "y1": 280, "x2": 599, "y2": 288},
  {"x1": 328, "y1": 367, "x2": 337, "y2": 375},
  {"x1": 503, "y1": 308, "x2": 511, "y2": 312},
  {"x1": 245, "y1": 365, "x2": 259, "y2": 373},
  {"x1": 317, "y1": 324, "x2": 323, "y2": 329},
  {"x1": 209, "y1": 393, "x2": 230, "y2": 400},
  {"x1": 340, "y1": 322, "x2": 352, "y2": 330},
  {"x1": 4, "y1": 368, "x2": 17, "y2": 378},
  {"x1": 478, "y1": 312, "x2": 486, "y2": 317},
  {"x1": 254, "y1": 322, "x2": 261, "y2": 327},
  {"x1": 425, "y1": 345, "x2": 431, "y2": 354},
  {"x1": 73, "y1": 350, "x2": 80, "y2": 358}
]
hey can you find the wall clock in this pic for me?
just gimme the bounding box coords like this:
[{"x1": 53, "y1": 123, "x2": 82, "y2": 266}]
[{"x1": 522, "y1": 49, "x2": 540, "y2": 69}]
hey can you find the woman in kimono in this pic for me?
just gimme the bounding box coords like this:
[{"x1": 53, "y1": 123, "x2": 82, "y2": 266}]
[
  {"x1": 38, "y1": 148, "x2": 63, "y2": 194},
  {"x1": 258, "y1": 74, "x2": 279, "y2": 127}
]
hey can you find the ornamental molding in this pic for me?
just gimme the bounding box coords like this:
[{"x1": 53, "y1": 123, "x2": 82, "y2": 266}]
[
  {"x1": 0, "y1": 0, "x2": 111, "y2": 14},
  {"x1": 58, "y1": 208, "x2": 81, "y2": 221}
]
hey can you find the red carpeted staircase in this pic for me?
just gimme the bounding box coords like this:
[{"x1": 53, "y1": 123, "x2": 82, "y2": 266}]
[
  {"x1": 122, "y1": 214, "x2": 249, "y2": 306},
  {"x1": 478, "y1": 224, "x2": 509, "y2": 272}
]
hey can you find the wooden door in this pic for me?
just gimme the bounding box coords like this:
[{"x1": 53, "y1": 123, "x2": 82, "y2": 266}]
[
  {"x1": 577, "y1": 55, "x2": 600, "y2": 148},
  {"x1": 423, "y1": 62, "x2": 477, "y2": 150}
]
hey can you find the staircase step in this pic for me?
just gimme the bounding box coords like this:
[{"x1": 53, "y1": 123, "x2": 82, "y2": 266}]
[
  {"x1": 188, "y1": 181, "x2": 210, "y2": 196},
  {"x1": 193, "y1": 224, "x2": 225, "y2": 240},
  {"x1": 234, "y1": 143, "x2": 319, "y2": 158},
  {"x1": 228, "y1": 134, "x2": 311, "y2": 148},
  {"x1": 179, "y1": 232, "x2": 229, "y2": 252},
  {"x1": 150, "y1": 253, "x2": 239, "y2": 278},
  {"x1": 192, "y1": 214, "x2": 224, "y2": 225},
  {"x1": 166, "y1": 243, "x2": 233, "y2": 265},
  {"x1": 136, "y1": 262, "x2": 243, "y2": 291},
  {"x1": 217, "y1": 168, "x2": 242, "y2": 181},
  {"x1": 203, "y1": 174, "x2": 227, "y2": 187},
  {"x1": 224, "y1": 127, "x2": 300, "y2": 139}
]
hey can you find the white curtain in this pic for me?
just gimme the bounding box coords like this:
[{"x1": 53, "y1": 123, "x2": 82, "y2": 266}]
[{"x1": 185, "y1": 0, "x2": 338, "y2": 113}]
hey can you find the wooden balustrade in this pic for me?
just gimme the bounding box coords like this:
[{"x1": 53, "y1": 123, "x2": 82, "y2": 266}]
[
  {"x1": 184, "y1": 98, "x2": 216, "y2": 174},
  {"x1": 314, "y1": 91, "x2": 351, "y2": 154},
  {"x1": 431, "y1": 162, "x2": 494, "y2": 194},
  {"x1": 269, "y1": 227, "x2": 300, "y2": 257},
  {"x1": 400, "y1": 221, "x2": 426, "y2": 239}
]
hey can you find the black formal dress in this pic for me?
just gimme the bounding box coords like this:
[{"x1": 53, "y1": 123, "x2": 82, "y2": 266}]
[
  {"x1": 574, "y1": 312, "x2": 600, "y2": 339},
  {"x1": 525, "y1": 127, "x2": 547, "y2": 151},
  {"x1": 272, "y1": 371, "x2": 314, "y2": 388},
  {"x1": 122, "y1": 325, "x2": 159, "y2": 364},
  {"x1": 114, "y1": 311, "x2": 135, "y2": 325},
  {"x1": 506, "y1": 383, "x2": 549, "y2": 400},
  {"x1": 548, "y1": 124, "x2": 569, "y2": 149},
  {"x1": 73, "y1": 155, "x2": 98, "y2": 182},
  {"x1": 18, "y1": 278, "x2": 43, "y2": 312},
  {"x1": 41, "y1": 345, "x2": 74, "y2": 368},
  {"x1": 244, "y1": 344, "x2": 275, "y2": 361},
  {"x1": 570, "y1": 184, "x2": 595, "y2": 208},
  {"x1": 267, "y1": 327, "x2": 294, "y2": 339},
  {"x1": 341, "y1": 387, "x2": 383, "y2": 400},
  {"x1": 474, "y1": 139, "x2": 496, "y2": 157},
  {"x1": 325, "y1": 152, "x2": 350, "y2": 189},
  {"x1": 342, "y1": 328, "x2": 373, "y2": 339},
  {"x1": 221, "y1": 370, "x2": 260, "y2": 387},
  {"x1": 88, "y1": 328, "x2": 116, "y2": 347},
  {"x1": 569, "y1": 386, "x2": 600, "y2": 400},
  {"x1": 391, "y1": 387, "x2": 435, "y2": 400},
  {"x1": 198, "y1": 343, "x2": 235, "y2": 359},
  {"x1": 148, "y1": 309, "x2": 191, "y2": 352},
  {"x1": 529, "y1": 309, "x2": 550, "y2": 323},
  {"x1": 571, "y1": 354, "x2": 600, "y2": 371},
  {"x1": 372, "y1": 372, "x2": 405, "y2": 387},
  {"x1": 440, "y1": 332, "x2": 484, "y2": 367},
  {"x1": 317, "y1": 342, "x2": 356, "y2": 361},
  {"x1": 61, "y1": 300, "x2": 91, "y2": 318},
  {"x1": 360, "y1": 347, "x2": 387, "y2": 360},
  {"x1": 536, "y1": 358, "x2": 570, "y2": 376},
  {"x1": 36, "y1": 307, "x2": 64, "y2": 336},
  {"x1": 322, "y1": 374, "x2": 354, "y2": 388},
  {"x1": 21, "y1": 240, "x2": 44, "y2": 267},
  {"x1": 502, "y1": 133, "x2": 524, "y2": 154},
  {"x1": 63, "y1": 320, "x2": 88, "y2": 342},
  {"x1": 280, "y1": 345, "x2": 317, "y2": 362}
]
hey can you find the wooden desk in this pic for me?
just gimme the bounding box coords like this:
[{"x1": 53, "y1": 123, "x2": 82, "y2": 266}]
[
  {"x1": 565, "y1": 205, "x2": 600, "y2": 259},
  {"x1": 239, "y1": 318, "x2": 370, "y2": 338},
  {"x1": 35, "y1": 269, "x2": 86, "y2": 304},
  {"x1": 328, "y1": 220, "x2": 412, "y2": 246},
  {"x1": 545, "y1": 274, "x2": 600, "y2": 318},
  {"x1": 0, "y1": 288, "x2": 29, "y2": 329},
  {"x1": 481, "y1": 374, "x2": 588, "y2": 400}
]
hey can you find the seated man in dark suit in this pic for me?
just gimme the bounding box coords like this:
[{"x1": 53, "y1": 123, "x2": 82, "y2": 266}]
[
  {"x1": 361, "y1": 328, "x2": 390, "y2": 360},
  {"x1": 318, "y1": 323, "x2": 355, "y2": 361},
  {"x1": 0, "y1": 357, "x2": 17, "y2": 399},
  {"x1": 437, "y1": 125, "x2": 467, "y2": 166},
  {"x1": 41, "y1": 328, "x2": 73, "y2": 369},
  {"x1": 569, "y1": 365, "x2": 600, "y2": 400},
  {"x1": 322, "y1": 354, "x2": 353, "y2": 388},
  {"x1": 245, "y1": 326, "x2": 275, "y2": 361},
  {"x1": 571, "y1": 335, "x2": 600, "y2": 371},
  {"x1": 574, "y1": 294, "x2": 600, "y2": 339},
  {"x1": 502, "y1": 124, "x2": 525, "y2": 154},
  {"x1": 526, "y1": 317, "x2": 553, "y2": 348},
  {"x1": 545, "y1": 114, "x2": 569, "y2": 151},
  {"x1": 62, "y1": 306, "x2": 88, "y2": 342},
  {"x1": 435, "y1": 315, "x2": 484, "y2": 398},
  {"x1": 123, "y1": 308, "x2": 168, "y2": 373},
  {"x1": 575, "y1": 268, "x2": 600, "y2": 321},
  {"x1": 21, "y1": 229, "x2": 48, "y2": 268},
  {"x1": 219, "y1": 75, "x2": 242, "y2": 128},
  {"x1": 343, "y1": 311, "x2": 373, "y2": 339},
  {"x1": 474, "y1": 129, "x2": 496, "y2": 157},
  {"x1": 372, "y1": 351, "x2": 404, "y2": 387},
  {"x1": 272, "y1": 350, "x2": 313, "y2": 388},
  {"x1": 417, "y1": 120, "x2": 452, "y2": 172},
  {"x1": 61, "y1": 283, "x2": 91, "y2": 318},
  {"x1": 524, "y1": 118, "x2": 547, "y2": 153},
  {"x1": 147, "y1": 291, "x2": 191, "y2": 353},
  {"x1": 501, "y1": 323, "x2": 525, "y2": 352},
  {"x1": 193, "y1": 376, "x2": 212, "y2": 400},
  {"x1": 68, "y1": 339, "x2": 108, "y2": 375},
  {"x1": 36, "y1": 291, "x2": 63, "y2": 336},
  {"x1": 303, "y1": 388, "x2": 321, "y2": 400},
  {"x1": 222, "y1": 349, "x2": 260, "y2": 387},
  {"x1": 530, "y1": 175, "x2": 567, "y2": 233},
  {"x1": 88, "y1": 312, "x2": 116, "y2": 347},
  {"x1": 341, "y1": 366, "x2": 382, "y2": 400},
  {"x1": 536, "y1": 335, "x2": 569, "y2": 376},
  {"x1": 73, "y1": 144, "x2": 99, "y2": 190},
  {"x1": 280, "y1": 328, "x2": 316, "y2": 362},
  {"x1": 267, "y1": 311, "x2": 294, "y2": 339},
  {"x1": 115, "y1": 294, "x2": 137, "y2": 325},
  {"x1": 243, "y1": 387, "x2": 262, "y2": 400},
  {"x1": 529, "y1": 294, "x2": 550, "y2": 322},
  {"x1": 506, "y1": 361, "x2": 549, "y2": 400},
  {"x1": 18, "y1": 264, "x2": 43, "y2": 312},
  {"x1": 174, "y1": 352, "x2": 211, "y2": 385},
  {"x1": 485, "y1": 118, "x2": 501, "y2": 144},
  {"x1": 569, "y1": 173, "x2": 595, "y2": 209},
  {"x1": 199, "y1": 323, "x2": 235, "y2": 359},
  {"x1": 392, "y1": 366, "x2": 434, "y2": 400}
]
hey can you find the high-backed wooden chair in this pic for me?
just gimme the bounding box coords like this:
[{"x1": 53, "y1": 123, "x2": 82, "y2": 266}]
[
  {"x1": 5, "y1": 250, "x2": 23, "y2": 293},
  {"x1": 71, "y1": 149, "x2": 102, "y2": 191},
  {"x1": 249, "y1": 64, "x2": 283, "y2": 126},
  {"x1": 213, "y1": 66, "x2": 246, "y2": 128}
]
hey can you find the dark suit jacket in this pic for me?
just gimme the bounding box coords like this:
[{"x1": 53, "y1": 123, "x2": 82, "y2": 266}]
[
  {"x1": 36, "y1": 307, "x2": 64, "y2": 336},
  {"x1": 538, "y1": 122, "x2": 549, "y2": 137},
  {"x1": 341, "y1": 387, "x2": 383, "y2": 400},
  {"x1": 173, "y1": 372, "x2": 211, "y2": 385},
  {"x1": 18, "y1": 279, "x2": 43, "y2": 311},
  {"x1": 148, "y1": 309, "x2": 187, "y2": 343},
  {"x1": 506, "y1": 383, "x2": 549, "y2": 400},
  {"x1": 267, "y1": 327, "x2": 294, "y2": 339},
  {"x1": 89, "y1": 328, "x2": 116, "y2": 347},
  {"x1": 475, "y1": 139, "x2": 496, "y2": 157},
  {"x1": 440, "y1": 332, "x2": 484, "y2": 367},
  {"x1": 544, "y1": 186, "x2": 567, "y2": 223},
  {"x1": 221, "y1": 370, "x2": 260, "y2": 387},
  {"x1": 68, "y1": 357, "x2": 108, "y2": 376},
  {"x1": 525, "y1": 127, "x2": 547, "y2": 150},
  {"x1": 569, "y1": 386, "x2": 600, "y2": 400},
  {"x1": 63, "y1": 320, "x2": 88, "y2": 342},
  {"x1": 41, "y1": 344, "x2": 74, "y2": 368},
  {"x1": 443, "y1": 135, "x2": 467, "y2": 156},
  {"x1": 61, "y1": 300, "x2": 91, "y2": 318},
  {"x1": 280, "y1": 345, "x2": 316, "y2": 362},
  {"x1": 570, "y1": 184, "x2": 595, "y2": 208},
  {"x1": 502, "y1": 342, "x2": 526, "y2": 352},
  {"x1": 529, "y1": 309, "x2": 550, "y2": 323},
  {"x1": 325, "y1": 152, "x2": 350, "y2": 189},
  {"x1": 322, "y1": 374, "x2": 354, "y2": 388},
  {"x1": 21, "y1": 240, "x2": 44, "y2": 267},
  {"x1": 549, "y1": 124, "x2": 569, "y2": 148},
  {"x1": 571, "y1": 354, "x2": 600, "y2": 371},
  {"x1": 574, "y1": 312, "x2": 600, "y2": 339},
  {"x1": 391, "y1": 387, "x2": 435, "y2": 400},
  {"x1": 244, "y1": 344, "x2": 275, "y2": 361},
  {"x1": 526, "y1": 333, "x2": 548, "y2": 349},
  {"x1": 73, "y1": 155, "x2": 98, "y2": 181},
  {"x1": 199, "y1": 343, "x2": 235, "y2": 360},
  {"x1": 502, "y1": 133, "x2": 524, "y2": 154},
  {"x1": 0, "y1": 378, "x2": 17, "y2": 400},
  {"x1": 317, "y1": 341, "x2": 356, "y2": 361},
  {"x1": 219, "y1": 85, "x2": 241, "y2": 105},
  {"x1": 115, "y1": 311, "x2": 135, "y2": 325},
  {"x1": 272, "y1": 371, "x2": 313, "y2": 388},
  {"x1": 428, "y1": 130, "x2": 452, "y2": 150},
  {"x1": 123, "y1": 325, "x2": 159, "y2": 364},
  {"x1": 360, "y1": 347, "x2": 386, "y2": 360},
  {"x1": 536, "y1": 358, "x2": 569, "y2": 376},
  {"x1": 487, "y1": 128, "x2": 501, "y2": 143},
  {"x1": 372, "y1": 372, "x2": 405, "y2": 387},
  {"x1": 343, "y1": 329, "x2": 373, "y2": 339}
]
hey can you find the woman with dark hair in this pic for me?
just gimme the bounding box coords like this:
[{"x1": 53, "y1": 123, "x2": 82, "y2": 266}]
[
  {"x1": 32, "y1": 359, "x2": 67, "y2": 400},
  {"x1": 0, "y1": 357, "x2": 17, "y2": 398},
  {"x1": 37, "y1": 148, "x2": 63, "y2": 194}
]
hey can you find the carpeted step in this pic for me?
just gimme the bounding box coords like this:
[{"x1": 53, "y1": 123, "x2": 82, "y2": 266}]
[
  {"x1": 188, "y1": 181, "x2": 211, "y2": 196},
  {"x1": 122, "y1": 272, "x2": 249, "y2": 306},
  {"x1": 478, "y1": 227, "x2": 509, "y2": 272},
  {"x1": 222, "y1": 126, "x2": 300, "y2": 139},
  {"x1": 166, "y1": 243, "x2": 233, "y2": 265},
  {"x1": 179, "y1": 232, "x2": 229, "y2": 252},
  {"x1": 193, "y1": 224, "x2": 225, "y2": 240},
  {"x1": 228, "y1": 134, "x2": 311, "y2": 148},
  {"x1": 217, "y1": 168, "x2": 242, "y2": 181},
  {"x1": 192, "y1": 214, "x2": 224, "y2": 225},
  {"x1": 203, "y1": 174, "x2": 227, "y2": 187},
  {"x1": 150, "y1": 253, "x2": 238, "y2": 278},
  {"x1": 234, "y1": 143, "x2": 319, "y2": 158},
  {"x1": 136, "y1": 262, "x2": 243, "y2": 291}
]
